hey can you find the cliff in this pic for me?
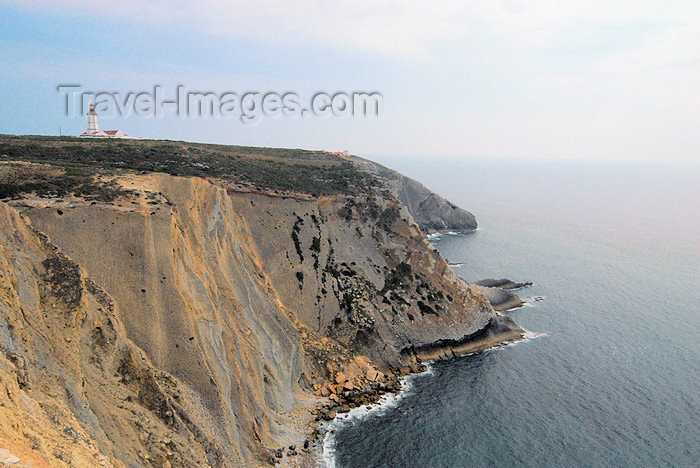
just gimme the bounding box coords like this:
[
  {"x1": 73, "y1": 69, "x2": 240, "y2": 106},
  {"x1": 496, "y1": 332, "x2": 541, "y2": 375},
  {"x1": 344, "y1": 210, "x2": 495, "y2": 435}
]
[
  {"x1": 0, "y1": 136, "x2": 521, "y2": 466},
  {"x1": 348, "y1": 156, "x2": 477, "y2": 233}
]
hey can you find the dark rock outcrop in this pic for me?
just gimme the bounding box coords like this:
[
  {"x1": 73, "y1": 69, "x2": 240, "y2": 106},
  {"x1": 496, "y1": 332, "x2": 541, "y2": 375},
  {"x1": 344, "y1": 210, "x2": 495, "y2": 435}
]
[
  {"x1": 394, "y1": 177, "x2": 477, "y2": 233},
  {"x1": 474, "y1": 278, "x2": 532, "y2": 290},
  {"x1": 469, "y1": 279, "x2": 532, "y2": 311},
  {"x1": 349, "y1": 156, "x2": 477, "y2": 234},
  {"x1": 400, "y1": 315, "x2": 522, "y2": 361}
]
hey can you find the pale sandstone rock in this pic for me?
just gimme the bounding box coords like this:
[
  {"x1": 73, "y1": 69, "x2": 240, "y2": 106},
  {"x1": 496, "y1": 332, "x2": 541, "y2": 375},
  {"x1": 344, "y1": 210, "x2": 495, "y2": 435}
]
[{"x1": 0, "y1": 448, "x2": 21, "y2": 464}]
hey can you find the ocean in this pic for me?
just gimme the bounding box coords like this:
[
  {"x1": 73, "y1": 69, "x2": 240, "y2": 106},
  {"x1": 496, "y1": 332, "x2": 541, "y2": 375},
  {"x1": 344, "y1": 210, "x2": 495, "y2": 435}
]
[{"x1": 325, "y1": 157, "x2": 700, "y2": 467}]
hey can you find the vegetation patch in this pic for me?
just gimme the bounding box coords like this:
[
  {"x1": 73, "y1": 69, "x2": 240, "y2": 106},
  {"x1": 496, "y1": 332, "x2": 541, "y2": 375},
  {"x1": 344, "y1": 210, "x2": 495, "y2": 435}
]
[
  {"x1": 383, "y1": 262, "x2": 413, "y2": 291},
  {"x1": 0, "y1": 161, "x2": 131, "y2": 201},
  {"x1": 0, "y1": 135, "x2": 379, "y2": 197},
  {"x1": 337, "y1": 203, "x2": 353, "y2": 221},
  {"x1": 42, "y1": 255, "x2": 83, "y2": 312},
  {"x1": 291, "y1": 216, "x2": 304, "y2": 262},
  {"x1": 310, "y1": 236, "x2": 321, "y2": 254},
  {"x1": 378, "y1": 206, "x2": 401, "y2": 232},
  {"x1": 310, "y1": 236, "x2": 321, "y2": 270},
  {"x1": 417, "y1": 300, "x2": 438, "y2": 316}
]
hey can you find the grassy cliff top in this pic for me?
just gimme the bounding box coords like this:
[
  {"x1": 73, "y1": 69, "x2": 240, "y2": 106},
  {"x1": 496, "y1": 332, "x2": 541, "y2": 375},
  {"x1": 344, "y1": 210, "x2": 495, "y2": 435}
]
[{"x1": 0, "y1": 135, "x2": 378, "y2": 199}]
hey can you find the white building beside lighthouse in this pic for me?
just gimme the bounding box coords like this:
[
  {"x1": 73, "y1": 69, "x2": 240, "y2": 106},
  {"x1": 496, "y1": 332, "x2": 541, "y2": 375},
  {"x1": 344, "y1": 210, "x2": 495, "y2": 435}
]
[{"x1": 79, "y1": 103, "x2": 133, "y2": 138}]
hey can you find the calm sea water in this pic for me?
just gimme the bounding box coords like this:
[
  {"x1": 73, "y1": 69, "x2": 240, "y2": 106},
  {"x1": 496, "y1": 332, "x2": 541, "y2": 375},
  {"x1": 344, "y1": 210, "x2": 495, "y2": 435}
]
[{"x1": 329, "y1": 158, "x2": 700, "y2": 467}]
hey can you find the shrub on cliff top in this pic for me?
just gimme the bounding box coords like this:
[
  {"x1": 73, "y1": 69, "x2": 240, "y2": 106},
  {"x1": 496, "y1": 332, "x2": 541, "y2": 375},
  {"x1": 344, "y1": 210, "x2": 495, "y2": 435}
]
[{"x1": 0, "y1": 136, "x2": 379, "y2": 197}]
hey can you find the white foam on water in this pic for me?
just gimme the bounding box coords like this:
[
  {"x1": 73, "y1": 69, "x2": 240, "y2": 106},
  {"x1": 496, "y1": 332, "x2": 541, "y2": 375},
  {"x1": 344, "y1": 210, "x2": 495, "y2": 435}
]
[
  {"x1": 427, "y1": 230, "x2": 477, "y2": 242},
  {"x1": 500, "y1": 329, "x2": 547, "y2": 349},
  {"x1": 321, "y1": 363, "x2": 434, "y2": 467},
  {"x1": 503, "y1": 295, "x2": 545, "y2": 310}
]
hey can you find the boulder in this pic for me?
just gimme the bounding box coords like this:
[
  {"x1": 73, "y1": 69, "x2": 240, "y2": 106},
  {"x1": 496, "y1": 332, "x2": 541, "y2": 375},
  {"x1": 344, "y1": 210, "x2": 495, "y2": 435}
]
[
  {"x1": 366, "y1": 368, "x2": 380, "y2": 381},
  {"x1": 0, "y1": 449, "x2": 20, "y2": 465},
  {"x1": 345, "y1": 361, "x2": 363, "y2": 378}
]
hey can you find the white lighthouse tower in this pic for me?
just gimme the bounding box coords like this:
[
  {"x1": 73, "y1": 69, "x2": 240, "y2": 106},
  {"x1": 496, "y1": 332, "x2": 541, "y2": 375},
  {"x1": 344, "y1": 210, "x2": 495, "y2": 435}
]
[
  {"x1": 79, "y1": 103, "x2": 108, "y2": 137},
  {"x1": 79, "y1": 103, "x2": 135, "y2": 138},
  {"x1": 86, "y1": 103, "x2": 101, "y2": 134}
]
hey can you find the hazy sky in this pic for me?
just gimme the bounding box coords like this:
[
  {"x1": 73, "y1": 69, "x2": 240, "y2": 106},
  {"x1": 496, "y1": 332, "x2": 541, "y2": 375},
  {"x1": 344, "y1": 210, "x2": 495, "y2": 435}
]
[{"x1": 1, "y1": 1, "x2": 698, "y2": 161}]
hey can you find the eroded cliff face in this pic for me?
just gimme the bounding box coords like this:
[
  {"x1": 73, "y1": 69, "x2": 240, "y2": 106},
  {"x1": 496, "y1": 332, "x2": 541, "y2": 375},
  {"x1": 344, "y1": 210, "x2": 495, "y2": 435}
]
[
  {"x1": 0, "y1": 169, "x2": 520, "y2": 466},
  {"x1": 226, "y1": 187, "x2": 510, "y2": 367},
  {"x1": 0, "y1": 201, "x2": 217, "y2": 467},
  {"x1": 7, "y1": 175, "x2": 322, "y2": 466},
  {"x1": 349, "y1": 156, "x2": 478, "y2": 233}
]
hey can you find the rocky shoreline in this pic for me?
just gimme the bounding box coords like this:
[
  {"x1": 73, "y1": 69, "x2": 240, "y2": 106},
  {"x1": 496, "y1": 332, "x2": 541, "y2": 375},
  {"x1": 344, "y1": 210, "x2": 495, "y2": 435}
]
[
  {"x1": 262, "y1": 314, "x2": 523, "y2": 467},
  {"x1": 298, "y1": 316, "x2": 524, "y2": 467},
  {"x1": 265, "y1": 317, "x2": 522, "y2": 467},
  {"x1": 249, "y1": 269, "x2": 528, "y2": 465}
]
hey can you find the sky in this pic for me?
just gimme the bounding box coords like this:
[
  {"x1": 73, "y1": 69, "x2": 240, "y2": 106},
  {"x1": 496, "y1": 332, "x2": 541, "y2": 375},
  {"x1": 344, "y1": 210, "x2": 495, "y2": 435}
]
[{"x1": 0, "y1": 1, "x2": 699, "y2": 161}]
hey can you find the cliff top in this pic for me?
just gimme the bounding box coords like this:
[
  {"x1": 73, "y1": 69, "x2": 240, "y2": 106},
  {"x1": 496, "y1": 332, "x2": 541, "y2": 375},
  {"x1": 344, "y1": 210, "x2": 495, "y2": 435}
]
[{"x1": 0, "y1": 135, "x2": 378, "y2": 199}]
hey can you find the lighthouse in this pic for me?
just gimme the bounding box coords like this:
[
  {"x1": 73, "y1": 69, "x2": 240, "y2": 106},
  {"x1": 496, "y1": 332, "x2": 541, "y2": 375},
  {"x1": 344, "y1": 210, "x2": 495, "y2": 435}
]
[
  {"x1": 79, "y1": 103, "x2": 108, "y2": 137},
  {"x1": 79, "y1": 103, "x2": 134, "y2": 138},
  {"x1": 86, "y1": 103, "x2": 101, "y2": 134}
]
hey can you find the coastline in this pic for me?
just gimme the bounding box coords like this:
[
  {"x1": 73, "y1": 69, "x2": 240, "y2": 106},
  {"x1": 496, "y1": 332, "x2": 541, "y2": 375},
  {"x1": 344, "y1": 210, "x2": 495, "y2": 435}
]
[
  {"x1": 317, "y1": 326, "x2": 540, "y2": 468},
  {"x1": 273, "y1": 209, "x2": 535, "y2": 467},
  {"x1": 318, "y1": 364, "x2": 434, "y2": 468},
  {"x1": 290, "y1": 231, "x2": 526, "y2": 467},
  {"x1": 0, "y1": 137, "x2": 530, "y2": 466}
]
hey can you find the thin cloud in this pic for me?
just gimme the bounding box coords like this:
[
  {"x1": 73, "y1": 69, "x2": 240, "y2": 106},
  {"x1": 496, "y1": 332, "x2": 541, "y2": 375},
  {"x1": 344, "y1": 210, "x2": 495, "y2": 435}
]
[{"x1": 10, "y1": 1, "x2": 699, "y2": 58}]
